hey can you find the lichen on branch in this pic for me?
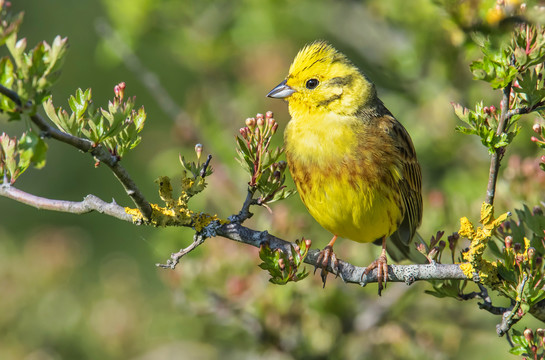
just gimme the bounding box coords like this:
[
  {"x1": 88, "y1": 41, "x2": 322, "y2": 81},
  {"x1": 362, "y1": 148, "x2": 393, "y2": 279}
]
[{"x1": 459, "y1": 202, "x2": 509, "y2": 286}]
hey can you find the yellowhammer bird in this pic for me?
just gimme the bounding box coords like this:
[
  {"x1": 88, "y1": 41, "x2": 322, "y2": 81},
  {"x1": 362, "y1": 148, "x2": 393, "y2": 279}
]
[{"x1": 267, "y1": 41, "x2": 423, "y2": 294}]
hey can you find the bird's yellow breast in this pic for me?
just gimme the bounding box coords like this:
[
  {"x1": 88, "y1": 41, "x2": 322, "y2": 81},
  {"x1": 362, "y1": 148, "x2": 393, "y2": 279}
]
[{"x1": 285, "y1": 111, "x2": 403, "y2": 243}]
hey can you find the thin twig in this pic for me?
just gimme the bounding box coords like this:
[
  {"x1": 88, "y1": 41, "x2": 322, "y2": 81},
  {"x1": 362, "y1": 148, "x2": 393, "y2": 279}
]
[
  {"x1": 0, "y1": 84, "x2": 153, "y2": 220},
  {"x1": 505, "y1": 100, "x2": 545, "y2": 119},
  {"x1": 0, "y1": 185, "x2": 133, "y2": 222},
  {"x1": 156, "y1": 232, "x2": 207, "y2": 269},
  {"x1": 497, "y1": 275, "x2": 528, "y2": 336},
  {"x1": 228, "y1": 187, "x2": 257, "y2": 223},
  {"x1": 486, "y1": 83, "x2": 512, "y2": 205},
  {"x1": 460, "y1": 283, "x2": 511, "y2": 315},
  {"x1": 200, "y1": 154, "x2": 213, "y2": 178}
]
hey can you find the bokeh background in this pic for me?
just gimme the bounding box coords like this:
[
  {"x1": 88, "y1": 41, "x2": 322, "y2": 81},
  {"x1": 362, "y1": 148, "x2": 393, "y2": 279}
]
[{"x1": 1, "y1": 0, "x2": 544, "y2": 359}]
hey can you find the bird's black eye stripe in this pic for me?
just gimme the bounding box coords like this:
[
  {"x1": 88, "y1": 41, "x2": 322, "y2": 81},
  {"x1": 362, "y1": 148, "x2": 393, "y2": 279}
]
[{"x1": 306, "y1": 78, "x2": 319, "y2": 89}]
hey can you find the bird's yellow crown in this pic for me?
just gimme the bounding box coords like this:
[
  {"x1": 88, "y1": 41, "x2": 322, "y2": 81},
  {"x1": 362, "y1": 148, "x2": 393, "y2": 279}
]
[{"x1": 284, "y1": 41, "x2": 376, "y2": 118}]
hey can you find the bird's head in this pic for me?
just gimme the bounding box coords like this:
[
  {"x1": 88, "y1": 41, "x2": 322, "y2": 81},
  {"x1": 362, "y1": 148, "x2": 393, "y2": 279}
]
[{"x1": 267, "y1": 41, "x2": 376, "y2": 117}]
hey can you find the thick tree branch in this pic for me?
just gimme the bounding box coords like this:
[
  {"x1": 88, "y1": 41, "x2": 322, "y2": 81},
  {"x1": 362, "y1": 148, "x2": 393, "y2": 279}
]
[
  {"x1": 5, "y1": 182, "x2": 545, "y2": 324},
  {"x1": 215, "y1": 221, "x2": 467, "y2": 285},
  {"x1": 0, "y1": 84, "x2": 153, "y2": 220},
  {"x1": 0, "y1": 185, "x2": 132, "y2": 221}
]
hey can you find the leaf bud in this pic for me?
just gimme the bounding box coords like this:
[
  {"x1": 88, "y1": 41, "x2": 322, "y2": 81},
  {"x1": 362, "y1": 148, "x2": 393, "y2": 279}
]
[
  {"x1": 533, "y1": 206, "x2": 544, "y2": 216},
  {"x1": 505, "y1": 236, "x2": 513, "y2": 250},
  {"x1": 277, "y1": 160, "x2": 287, "y2": 172},
  {"x1": 536, "y1": 257, "x2": 543, "y2": 266},
  {"x1": 448, "y1": 232, "x2": 459, "y2": 252},
  {"x1": 195, "y1": 143, "x2": 203, "y2": 160},
  {"x1": 438, "y1": 240, "x2": 446, "y2": 251},
  {"x1": 527, "y1": 247, "x2": 536, "y2": 260}
]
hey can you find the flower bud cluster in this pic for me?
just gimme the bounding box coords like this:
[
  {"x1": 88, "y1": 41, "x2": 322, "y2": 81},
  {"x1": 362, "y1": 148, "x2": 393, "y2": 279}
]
[{"x1": 239, "y1": 111, "x2": 278, "y2": 146}]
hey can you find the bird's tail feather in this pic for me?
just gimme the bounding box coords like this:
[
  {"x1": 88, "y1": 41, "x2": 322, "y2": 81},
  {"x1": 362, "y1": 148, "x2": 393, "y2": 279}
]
[{"x1": 381, "y1": 231, "x2": 428, "y2": 264}]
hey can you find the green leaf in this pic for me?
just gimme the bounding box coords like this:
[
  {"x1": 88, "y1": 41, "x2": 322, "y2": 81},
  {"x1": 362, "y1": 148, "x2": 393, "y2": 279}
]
[
  {"x1": 508, "y1": 345, "x2": 528, "y2": 356},
  {"x1": 18, "y1": 131, "x2": 47, "y2": 170}
]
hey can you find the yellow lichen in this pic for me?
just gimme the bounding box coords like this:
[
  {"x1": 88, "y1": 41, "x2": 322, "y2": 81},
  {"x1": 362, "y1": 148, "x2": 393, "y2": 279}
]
[
  {"x1": 125, "y1": 174, "x2": 229, "y2": 230},
  {"x1": 458, "y1": 202, "x2": 509, "y2": 286}
]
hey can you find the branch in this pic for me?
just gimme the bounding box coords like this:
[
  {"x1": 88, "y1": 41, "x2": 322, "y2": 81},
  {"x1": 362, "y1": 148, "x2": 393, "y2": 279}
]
[
  {"x1": 228, "y1": 187, "x2": 257, "y2": 223},
  {"x1": 0, "y1": 84, "x2": 153, "y2": 220},
  {"x1": 505, "y1": 99, "x2": 545, "y2": 119},
  {"x1": 486, "y1": 83, "x2": 512, "y2": 205},
  {"x1": 216, "y1": 221, "x2": 467, "y2": 285},
  {"x1": 7, "y1": 180, "x2": 545, "y2": 324},
  {"x1": 0, "y1": 184, "x2": 133, "y2": 222}
]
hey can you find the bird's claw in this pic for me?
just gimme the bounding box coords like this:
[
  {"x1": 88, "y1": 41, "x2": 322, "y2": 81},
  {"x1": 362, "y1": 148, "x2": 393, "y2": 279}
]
[
  {"x1": 363, "y1": 253, "x2": 389, "y2": 296},
  {"x1": 314, "y1": 245, "x2": 339, "y2": 287}
]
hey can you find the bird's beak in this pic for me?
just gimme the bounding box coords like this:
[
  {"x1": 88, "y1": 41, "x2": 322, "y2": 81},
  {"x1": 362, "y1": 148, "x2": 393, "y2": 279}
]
[{"x1": 267, "y1": 79, "x2": 296, "y2": 99}]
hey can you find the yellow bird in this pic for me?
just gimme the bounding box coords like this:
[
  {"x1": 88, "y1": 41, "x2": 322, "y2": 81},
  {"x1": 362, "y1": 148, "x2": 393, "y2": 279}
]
[{"x1": 267, "y1": 41, "x2": 423, "y2": 294}]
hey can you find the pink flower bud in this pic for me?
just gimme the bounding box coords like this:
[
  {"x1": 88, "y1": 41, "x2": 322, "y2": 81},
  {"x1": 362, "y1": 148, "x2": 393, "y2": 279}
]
[
  {"x1": 271, "y1": 123, "x2": 278, "y2": 134},
  {"x1": 256, "y1": 117, "x2": 265, "y2": 128},
  {"x1": 534, "y1": 124, "x2": 542, "y2": 133},
  {"x1": 505, "y1": 236, "x2": 513, "y2": 250},
  {"x1": 266, "y1": 111, "x2": 273, "y2": 119},
  {"x1": 528, "y1": 247, "x2": 536, "y2": 259},
  {"x1": 305, "y1": 238, "x2": 312, "y2": 248},
  {"x1": 256, "y1": 113, "x2": 264, "y2": 120},
  {"x1": 490, "y1": 105, "x2": 496, "y2": 113},
  {"x1": 524, "y1": 328, "x2": 534, "y2": 343},
  {"x1": 278, "y1": 258, "x2": 285, "y2": 270},
  {"x1": 245, "y1": 117, "x2": 256, "y2": 129},
  {"x1": 114, "y1": 82, "x2": 126, "y2": 100},
  {"x1": 531, "y1": 136, "x2": 539, "y2": 142}
]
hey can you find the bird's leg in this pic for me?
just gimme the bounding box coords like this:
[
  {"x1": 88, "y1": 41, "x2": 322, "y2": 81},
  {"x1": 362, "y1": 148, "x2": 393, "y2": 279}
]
[
  {"x1": 315, "y1": 235, "x2": 339, "y2": 287},
  {"x1": 363, "y1": 236, "x2": 389, "y2": 296}
]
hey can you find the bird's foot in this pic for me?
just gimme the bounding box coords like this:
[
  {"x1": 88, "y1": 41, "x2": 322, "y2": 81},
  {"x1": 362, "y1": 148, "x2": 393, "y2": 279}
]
[
  {"x1": 363, "y1": 252, "x2": 389, "y2": 296},
  {"x1": 315, "y1": 245, "x2": 339, "y2": 287}
]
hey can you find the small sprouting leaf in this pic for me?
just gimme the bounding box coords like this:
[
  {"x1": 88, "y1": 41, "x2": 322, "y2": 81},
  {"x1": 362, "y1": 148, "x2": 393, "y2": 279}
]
[
  {"x1": 508, "y1": 345, "x2": 528, "y2": 356},
  {"x1": 18, "y1": 131, "x2": 47, "y2": 169}
]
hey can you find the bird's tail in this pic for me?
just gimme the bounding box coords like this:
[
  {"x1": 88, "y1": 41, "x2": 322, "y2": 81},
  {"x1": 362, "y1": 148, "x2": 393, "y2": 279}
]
[{"x1": 382, "y1": 231, "x2": 428, "y2": 264}]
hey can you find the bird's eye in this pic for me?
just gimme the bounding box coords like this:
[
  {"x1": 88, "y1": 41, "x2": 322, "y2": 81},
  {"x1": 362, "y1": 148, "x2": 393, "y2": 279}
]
[{"x1": 305, "y1": 78, "x2": 319, "y2": 89}]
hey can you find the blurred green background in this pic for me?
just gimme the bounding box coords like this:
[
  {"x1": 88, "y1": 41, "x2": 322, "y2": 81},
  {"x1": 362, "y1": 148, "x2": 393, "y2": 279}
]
[{"x1": 1, "y1": 0, "x2": 544, "y2": 359}]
